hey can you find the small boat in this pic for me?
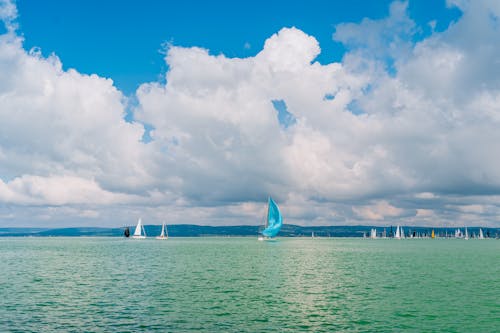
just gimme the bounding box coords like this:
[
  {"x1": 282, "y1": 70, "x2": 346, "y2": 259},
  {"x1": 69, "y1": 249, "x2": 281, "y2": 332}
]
[
  {"x1": 156, "y1": 221, "x2": 168, "y2": 240},
  {"x1": 370, "y1": 228, "x2": 377, "y2": 239},
  {"x1": 258, "y1": 197, "x2": 283, "y2": 241},
  {"x1": 394, "y1": 225, "x2": 401, "y2": 239},
  {"x1": 431, "y1": 230, "x2": 435, "y2": 239},
  {"x1": 478, "y1": 228, "x2": 485, "y2": 239},
  {"x1": 124, "y1": 227, "x2": 130, "y2": 238},
  {"x1": 464, "y1": 227, "x2": 469, "y2": 240},
  {"x1": 132, "y1": 218, "x2": 147, "y2": 239}
]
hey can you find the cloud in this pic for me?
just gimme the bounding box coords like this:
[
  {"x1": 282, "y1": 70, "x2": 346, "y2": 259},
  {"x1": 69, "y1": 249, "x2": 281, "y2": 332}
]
[
  {"x1": 333, "y1": 0, "x2": 416, "y2": 67},
  {"x1": 0, "y1": 0, "x2": 17, "y2": 32},
  {"x1": 0, "y1": 11, "x2": 158, "y2": 222},
  {"x1": 136, "y1": 27, "x2": 374, "y2": 204},
  {"x1": 456, "y1": 204, "x2": 484, "y2": 214},
  {"x1": 416, "y1": 209, "x2": 434, "y2": 217},
  {"x1": 352, "y1": 201, "x2": 403, "y2": 221},
  {"x1": 2, "y1": 1, "x2": 500, "y2": 227},
  {"x1": 415, "y1": 192, "x2": 437, "y2": 199},
  {"x1": 0, "y1": 175, "x2": 138, "y2": 205}
]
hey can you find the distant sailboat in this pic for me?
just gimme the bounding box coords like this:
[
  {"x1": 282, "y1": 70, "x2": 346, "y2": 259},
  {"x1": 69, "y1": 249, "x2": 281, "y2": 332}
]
[
  {"x1": 478, "y1": 228, "x2": 485, "y2": 239},
  {"x1": 370, "y1": 228, "x2": 377, "y2": 239},
  {"x1": 394, "y1": 225, "x2": 401, "y2": 239},
  {"x1": 258, "y1": 197, "x2": 283, "y2": 241},
  {"x1": 156, "y1": 221, "x2": 168, "y2": 240},
  {"x1": 132, "y1": 218, "x2": 147, "y2": 239},
  {"x1": 431, "y1": 230, "x2": 435, "y2": 239},
  {"x1": 124, "y1": 227, "x2": 130, "y2": 238},
  {"x1": 464, "y1": 227, "x2": 469, "y2": 240}
]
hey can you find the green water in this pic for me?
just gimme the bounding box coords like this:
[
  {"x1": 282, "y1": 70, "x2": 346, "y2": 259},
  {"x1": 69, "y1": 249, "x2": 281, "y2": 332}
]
[{"x1": 0, "y1": 237, "x2": 498, "y2": 332}]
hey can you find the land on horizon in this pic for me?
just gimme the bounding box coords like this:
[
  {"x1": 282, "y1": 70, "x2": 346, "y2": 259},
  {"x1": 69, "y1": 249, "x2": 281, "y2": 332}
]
[{"x1": 1, "y1": 225, "x2": 498, "y2": 238}]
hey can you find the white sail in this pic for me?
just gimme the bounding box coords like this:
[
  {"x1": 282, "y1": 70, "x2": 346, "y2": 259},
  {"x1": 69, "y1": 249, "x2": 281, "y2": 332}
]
[
  {"x1": 134, "y1": 218, "x2": 143, "y2": 236},
  {"x1": 394, "y1": 225, "x2": 401, "y2": 239},
  {"x1": 156, "y1": 221, "x2": 168, "y2": 239},
  {"x1": 464, "y1": 227, "x2": 469, "y2": 240},
  {"x1": 478, "y1": 228, "x2": 484, "y2": 239},
  {"x1": 370, "y1": 228, "x2": 377, "y2": 239},
  {"x1": 401, "y1": 227, "x2": 405, "y2": 239},
  {"x1": 132, "y1": 218, "x2": 146, "y2": 239}
]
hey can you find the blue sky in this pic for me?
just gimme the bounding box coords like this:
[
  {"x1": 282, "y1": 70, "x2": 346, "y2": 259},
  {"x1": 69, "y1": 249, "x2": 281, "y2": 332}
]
[
  {"x1": 2, "y1": 0, "x2": 500, "y2": 228},
  {"x1": 16, "y1": 0, "x2": 460, "y2": 94}
]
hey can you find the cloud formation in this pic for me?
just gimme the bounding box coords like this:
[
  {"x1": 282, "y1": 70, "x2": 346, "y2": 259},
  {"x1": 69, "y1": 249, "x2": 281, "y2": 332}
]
[
  {"x1": 0, "y1": 0, "x2": 17, "y2": 32},
  {"x1": 1, "y1": 0, "x2": 500, "y2": 227}
]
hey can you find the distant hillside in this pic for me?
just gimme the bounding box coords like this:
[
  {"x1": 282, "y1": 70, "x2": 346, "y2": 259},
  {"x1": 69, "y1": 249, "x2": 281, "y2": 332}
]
[
  {"x1": 0, "y1": 225, "x2": 498, "y2": 238},
  {"x1": 0, "y1": 227, "x2": 122, "y2": 237}
]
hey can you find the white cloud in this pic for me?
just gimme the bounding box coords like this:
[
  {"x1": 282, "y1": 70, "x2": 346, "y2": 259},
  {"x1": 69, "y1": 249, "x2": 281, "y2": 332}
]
[
  {"x1": 1, "y1": 1, "x2": 500, "y2": 227},
  {"x1": 0, "y1": 31, "x2": 156, "y2": 197},
  {"x1": 416, "y1": 209, "x2": 434, "y2": 217},
  {"x1": 352, "y1": 201, "x2": 403, "y2": 221},
  {"x1": 456, "y1": 204, "x2": 484, "y2": 214},
  {"x1": 334, "y1": 1, "x2": 416, "y2": 63},
  {"x1": 0, "y1": 175, "x2": 138, "y2": 205},
  {"x1": 0, "y1": 0, "x2": 17, "y2": 32},
  {"x1": 415, "y1": 192, "x2": 437, "y2": 199}
]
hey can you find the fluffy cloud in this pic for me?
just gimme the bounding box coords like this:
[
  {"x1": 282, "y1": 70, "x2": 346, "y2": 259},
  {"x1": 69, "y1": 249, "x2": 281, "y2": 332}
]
[
  {"x1": 0, "y1": 1, "x2": 154, "y2": 217},
  {"x1": 136, "y1": 27, "x2": 374, "y2": 203},
  {"x1": 0, "y1": 0, "x2": 16, "y2": 32},
  {"x1": 352, "y1": 201, "x2": 403, "y2": 221},
  {"x1": 2, "y1": 0, "x2": 500, "y2": 227}
]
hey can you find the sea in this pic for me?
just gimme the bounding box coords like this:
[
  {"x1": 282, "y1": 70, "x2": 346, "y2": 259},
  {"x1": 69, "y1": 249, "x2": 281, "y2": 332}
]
[{"x1": 1, "y1": 237, "x2": 498, "y2": 332}]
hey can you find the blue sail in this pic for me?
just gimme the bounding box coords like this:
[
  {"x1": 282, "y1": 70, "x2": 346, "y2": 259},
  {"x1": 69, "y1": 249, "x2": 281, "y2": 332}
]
[{"x1": 262, "y1": 197, "x2": 283, "y2": 238}]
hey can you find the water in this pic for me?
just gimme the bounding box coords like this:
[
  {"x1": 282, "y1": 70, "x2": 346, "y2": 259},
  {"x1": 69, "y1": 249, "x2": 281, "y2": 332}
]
[{"x1": 1, "y1": 237, "x2": 498, "y2": 332}]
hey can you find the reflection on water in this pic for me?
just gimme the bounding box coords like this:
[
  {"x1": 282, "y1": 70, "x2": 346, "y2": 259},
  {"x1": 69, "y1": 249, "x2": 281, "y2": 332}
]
[{"x1": 0, "y1": 237, "x2": 498, "y2": 332}]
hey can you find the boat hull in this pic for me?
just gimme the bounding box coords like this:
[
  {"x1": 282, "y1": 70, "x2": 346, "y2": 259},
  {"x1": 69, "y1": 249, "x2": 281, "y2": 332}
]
[
  {"x1": 131, "y1": 235, "x2": 146, "y2": 239},
  {"x1": 155, "y1": 236, "x2": 168, "y2": 240},
  {"x1": 258, "y1": 236, "x2": 277, "y2": 242}
]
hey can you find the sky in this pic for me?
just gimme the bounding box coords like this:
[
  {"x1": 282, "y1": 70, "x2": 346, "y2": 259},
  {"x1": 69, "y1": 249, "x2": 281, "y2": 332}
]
[{"x1": 1, "y1": 0, "x2": 500, "y2": 228}]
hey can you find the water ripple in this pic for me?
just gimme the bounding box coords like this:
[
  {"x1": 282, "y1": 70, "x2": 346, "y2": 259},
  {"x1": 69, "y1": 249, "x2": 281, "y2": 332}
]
[{"x1": 0, "y1": 237, "x2": 498, "y2": 332}]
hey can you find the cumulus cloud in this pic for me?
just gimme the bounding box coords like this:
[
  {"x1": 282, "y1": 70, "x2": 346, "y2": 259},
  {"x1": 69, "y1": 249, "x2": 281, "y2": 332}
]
[
  {"x1": 2, "y1": 1, "x2": 500, "y2": 227},
  {"x1": 334, "y1": 0, "x2": 416, "y2": 65},
  {"x1": 0, "y1": 9, "x2": 155, "y2": 213},
  {"x1": 136, "y1": 27, "x2": 374, "y2": 203},
  {"x1": 0, "y1": 175, "x2": 138, "y2": 205}
]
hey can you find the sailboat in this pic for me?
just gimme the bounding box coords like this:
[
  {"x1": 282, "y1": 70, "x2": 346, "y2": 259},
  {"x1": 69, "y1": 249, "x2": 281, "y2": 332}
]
[
  {"x1": 156, "y1": 221, "x2": 168, "y2": 240},
  {"x1": 431, "y1": 230, "x2": 435, "y2": 239},
  {"x1": 464, "y1": 227, "x2": 469, "y2": 240},
  {"x1": 258, "y1": 197, "x2": 283, "y2": 241},
  {"x1": 132, "y1": 218, "x2": 147, "y2": 239},
  {"x1": 478, "y1": 228, "x2": 485, "y2": 239},
  {"x1": 394, "y1": 225, "x2": 401, "y2": 239},
  {"x1": 370, "y1": 228, "x2": 377, "y2": 239}
]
